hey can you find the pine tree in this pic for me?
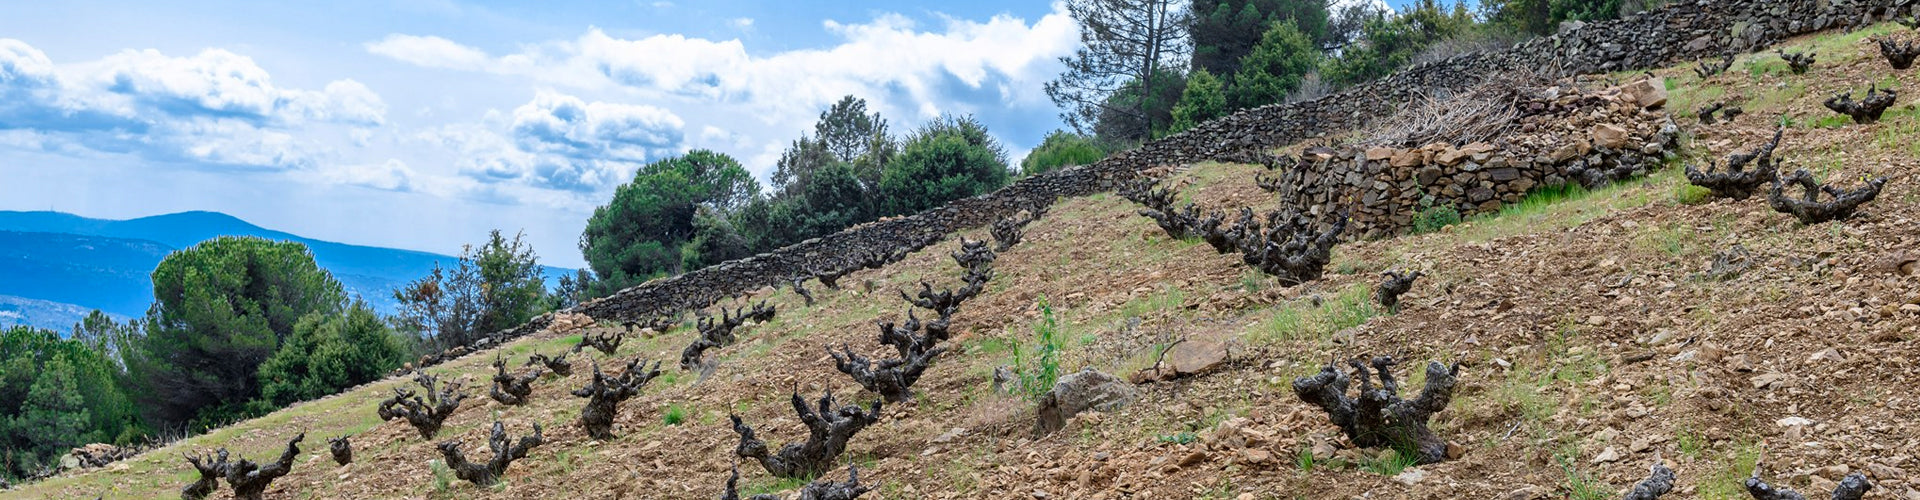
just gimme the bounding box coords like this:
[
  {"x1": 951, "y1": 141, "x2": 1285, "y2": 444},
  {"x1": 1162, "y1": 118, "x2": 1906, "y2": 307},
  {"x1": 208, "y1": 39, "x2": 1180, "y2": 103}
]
[{"x1": 1170, "y1": 69, "x2": 1229, "y2": 134}]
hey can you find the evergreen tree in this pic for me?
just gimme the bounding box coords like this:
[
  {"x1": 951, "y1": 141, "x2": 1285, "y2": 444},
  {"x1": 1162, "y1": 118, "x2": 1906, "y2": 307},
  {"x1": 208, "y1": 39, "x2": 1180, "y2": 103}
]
[
  {"x1": 256, "y1": 303, "x2": 408, "y2": 407},
  {"x1": 1170, "y1": 69, "x2": 1229, "y2": 133},
  {"x1": 579, "y1": 150, "x2": 760, "y2": 291},
  {"x1": 135, "y1": 236, "x2": 345, "y2": 428},
  {"x1": 1231, "y1": 20, "x2": 1322, "y2": 109},
  {"x1": 879, "y1": 115, "x2": 1012, "y2": 216}
]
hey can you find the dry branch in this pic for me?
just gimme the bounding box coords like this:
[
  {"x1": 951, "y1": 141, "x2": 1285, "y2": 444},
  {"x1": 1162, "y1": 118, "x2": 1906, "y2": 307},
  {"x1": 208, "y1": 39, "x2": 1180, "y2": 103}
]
[
  {"x1": 1882, "y1": 37, "x2": 1920, "y2": 69},
  {"x1": 377, "y1": 372, "x2": 468, "y2": 439},
  {"x1": 571, "y1": 357, "x2": 663, "y2": 440},
  {"x1": 1293, "y1": 356, "x2": 1460, "y2": 464},
  {"x1": 327, "y1": 436, "x2": 351, "y2": 466},
  {"x1": 438, "y1": 420, "x2": 543, "y2": 487},
  {"x1": 490, "y1": 354, "x2": 544, "y2": 406},
  {"x1": 525, "y1": 351, "x2": 573, "y2": 377},
  {"x1": 224, "y1": 433, "x2": 302, "y2": 500},
  {"x1": 1823, "y1": 86, "x2": 1897, "y2": 124},
  {"x1": 1686, "y1": 127, "x2": 1782, "y2": 200},
  {"x1": 1767, "y1": 168, "x2": 1888, "y2": 224},
  {"x1": 731, "y1": 390, "x2": 882, "y2": 479}
]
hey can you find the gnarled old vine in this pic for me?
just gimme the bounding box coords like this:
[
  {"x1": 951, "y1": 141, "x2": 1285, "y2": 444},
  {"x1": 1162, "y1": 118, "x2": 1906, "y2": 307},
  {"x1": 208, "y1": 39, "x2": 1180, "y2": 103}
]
[
  {"x1": 1777, "y1": 50, "x2": 1815, "y2": 73},
  {"x1": 991, "y1": 205, "x2": 1046, "y2": 252},
  {"x1": 829, "y1": 318, "x2": 950, "y2": 403},
  {"x1": 181, "y1": 448, "x2": 228, "y2": 500},
  {"x1": 327, "y1": 436, "x2": 351, "y2": 466},
  {"x1": 223, "y1": 433, "x2": 303, "y2": 500},
  {"x1": 1292, "y1": 356, "x2": 1460, "y2": 464},
  {"x1": 731, "y1": 390, "x2": 882, "y2": 479},
  {"x1": 575, "y1": 330, "x2": 623, "y2": 356},
  {"x1": 378, "y1": 372, "x2": 468, "y2": 439},
  {"x1": 1767, "y1": 168, "x2": 1888, "y2": 224},
  {"x1": 681, "y1": 301, "x2": 776, "y2": 371},
  {"x1": 1622, "y1": 462, "x2": 1676, "y2": 500},
  {"x1": 1881, "y1": 37, "x2": 1920, "y2": 69},
  {"x1": 1231, "y1": 208, "x2": 1347, "y2": 285},
  {"x1": 1823, "y1": 86, "x2": 1896, "y2": 124},
  {"x1": 490, "y1": 354, "x2": 544, "y2": 406},
  {"x1": 1747, "y1": 471, "x2": 1872, "y2": 500},
  {"x1": 723, "y1": 463, "x2": 874, "y2": 500},
  {"x1": 1376, "y1": 269, "x2": 1422, "y2": 311},
  {"x1": 1695, "y1": 54, "x2": 1733, "y2": 78},
  {"x1": 1686, "y1": 127, "x2": 1782, "y2": 200},
  {"x1": 525, "y1": 351, "x2": 572, "y2": 377},
  {"x1": 571, "y1": 357, "x2": 663, "y2": 440},
  {"x1": 1697, "y1": 102, "x2": 1743, "y2": 125},
  {"x1": 438, "y1": 420, "x2": 544, "y2": 487},
  {"x1": 1119, "y1": 179, "x2": 1204, "y2": 240}
]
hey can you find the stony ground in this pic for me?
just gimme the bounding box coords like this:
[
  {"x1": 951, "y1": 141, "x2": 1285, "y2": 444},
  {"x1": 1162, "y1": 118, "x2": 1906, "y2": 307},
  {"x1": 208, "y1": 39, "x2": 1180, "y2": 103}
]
[{"x1": 12, "y1": 23, "x2": 1920, "y2": 500}]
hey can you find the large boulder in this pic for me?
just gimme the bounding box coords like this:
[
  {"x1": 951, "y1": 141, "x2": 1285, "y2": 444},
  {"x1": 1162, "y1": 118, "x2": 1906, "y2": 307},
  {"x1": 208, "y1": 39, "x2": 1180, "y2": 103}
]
[{"x1": 1035, "y1": 369, "x2": 1138, "y2": 435}]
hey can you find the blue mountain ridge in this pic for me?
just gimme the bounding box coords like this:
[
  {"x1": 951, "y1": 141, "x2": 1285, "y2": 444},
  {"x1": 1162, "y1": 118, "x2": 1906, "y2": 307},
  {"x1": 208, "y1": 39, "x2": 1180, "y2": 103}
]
[{"x1": 0, "y1": 210, "x2": 572, "y2": 332}]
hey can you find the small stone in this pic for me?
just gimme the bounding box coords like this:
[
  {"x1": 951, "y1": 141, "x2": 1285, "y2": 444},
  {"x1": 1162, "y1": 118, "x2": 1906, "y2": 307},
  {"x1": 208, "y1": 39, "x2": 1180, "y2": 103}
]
[
  {"x1": 1179, "y1": 451, "x2": 1209, "y2": 468},
  {"x1": 1393, "y1": 467, "x2": 1427, "y2": 485},
  {"x1": 1446, "y1": 441, "x2": 1467, "y2": 460},
  {"x1": 1592, "y1": 446, "x2": 1622, "y2": 464}
]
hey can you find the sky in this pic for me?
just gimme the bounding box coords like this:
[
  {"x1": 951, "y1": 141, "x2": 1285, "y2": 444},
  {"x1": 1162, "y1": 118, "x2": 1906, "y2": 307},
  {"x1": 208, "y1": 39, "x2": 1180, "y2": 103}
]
[{"x1": 0, "y1": 0, "x2": 1410, "y2": 269}]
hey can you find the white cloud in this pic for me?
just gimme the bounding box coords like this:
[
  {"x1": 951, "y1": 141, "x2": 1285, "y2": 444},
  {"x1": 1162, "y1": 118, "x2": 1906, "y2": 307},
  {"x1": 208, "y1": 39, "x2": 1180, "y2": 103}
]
[
  {"x1": 730, "y1": 17, "x2": 755, "y2": 30},
  {"x1": 416, "y1": 91, "x2": 686, "y2": 193},
  {"x1": 302, "y1": 158, "x2": 416, "y2": 191},
  {"x1": 0, "y1": 38, "x2": 387, "y2": 173},
  {"x1": 365, "y1": 5, "x2": 1079, "y2": 179},
  {"x1": 364, "y1": 34, "x2": 496, "y2": 71}
]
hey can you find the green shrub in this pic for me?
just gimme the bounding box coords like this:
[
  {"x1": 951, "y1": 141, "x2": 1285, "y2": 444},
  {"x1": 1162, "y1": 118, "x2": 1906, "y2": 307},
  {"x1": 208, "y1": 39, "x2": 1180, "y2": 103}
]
[
  {"x1": 663, "y1": 404, "x2": 687, "y2": 426},
  {"x1": 1412, "y1": 200, "x2": 1463, "y2": 234}
]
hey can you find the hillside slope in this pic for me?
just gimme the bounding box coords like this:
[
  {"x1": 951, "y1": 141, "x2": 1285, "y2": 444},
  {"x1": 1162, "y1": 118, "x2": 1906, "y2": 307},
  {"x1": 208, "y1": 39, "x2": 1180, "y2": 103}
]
[{"x1": 12, "y1": 23, "x2": 1920, "y2": 500}]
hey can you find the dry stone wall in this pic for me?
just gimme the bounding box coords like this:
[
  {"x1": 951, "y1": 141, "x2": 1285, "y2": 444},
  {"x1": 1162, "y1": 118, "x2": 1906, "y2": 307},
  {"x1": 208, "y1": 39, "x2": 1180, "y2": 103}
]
[{"x1": 487, "y1": 0, "x2": 1904, "y2": 341}]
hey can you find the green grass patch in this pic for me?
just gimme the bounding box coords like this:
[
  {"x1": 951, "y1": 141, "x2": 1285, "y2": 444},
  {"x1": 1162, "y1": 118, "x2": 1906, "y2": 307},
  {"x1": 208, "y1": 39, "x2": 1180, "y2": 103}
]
[
  {"x1": 1673, "y1": 182, "x2": 1713, "y2": 205},
  {"x1": 1250, "y1": 283, "x2": 1377, "y2": 345},
  {"x1": 1357, "y1": 448, "x2": 1418, "y2": 476},
  {"x1": 1118, "y1": 286, "x2": 1187, "y2": 319},
  {"x1": 1156, "y1": 431, "x2": 1198, "y2": 444},
  {"x1": 663, "y1": 404, "x2": 687, "y2": 426},
  {"x1": 1699, "y1": 443, "x2": 1762, "y2": 500}
]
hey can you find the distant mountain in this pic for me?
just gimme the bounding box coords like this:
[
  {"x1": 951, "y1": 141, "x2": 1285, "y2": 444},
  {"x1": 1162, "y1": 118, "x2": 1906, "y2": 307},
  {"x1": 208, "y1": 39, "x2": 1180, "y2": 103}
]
[
  {"x1": 0, "y1": 294, "x2": 120, "y2": 332},
  {"x1": 0, "y1": 211, "x2": 572, "y2": 332}
]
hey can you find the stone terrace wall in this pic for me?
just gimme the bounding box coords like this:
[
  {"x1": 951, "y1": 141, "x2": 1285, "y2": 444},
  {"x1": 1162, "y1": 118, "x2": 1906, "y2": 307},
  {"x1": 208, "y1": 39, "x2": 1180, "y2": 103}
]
[{"x1": 497, "y1": 0, "x2": 1901, "y2": 337}]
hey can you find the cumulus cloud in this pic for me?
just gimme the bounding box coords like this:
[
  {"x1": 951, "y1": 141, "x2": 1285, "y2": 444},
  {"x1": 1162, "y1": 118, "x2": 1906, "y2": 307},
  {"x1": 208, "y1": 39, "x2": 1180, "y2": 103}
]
[
  {"x1": 416, "y1": 91, "x2": 686, "y2": 193},
  {"x1": 510, "y1": 91, "x2": 684, "y2": 162},
  {"x1": 0, "y1": 38, "x2": 387, "y2": 172},
  {"x1": 366, "y1": 5, "x2": 1079, "y2": 175}
]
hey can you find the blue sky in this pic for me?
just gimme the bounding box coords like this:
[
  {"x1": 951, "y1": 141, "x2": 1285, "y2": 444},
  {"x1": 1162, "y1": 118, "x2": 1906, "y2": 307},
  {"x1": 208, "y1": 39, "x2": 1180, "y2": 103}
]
[{"x1": 0, "y1": 0, "x2": 1409, "y2": 269}]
